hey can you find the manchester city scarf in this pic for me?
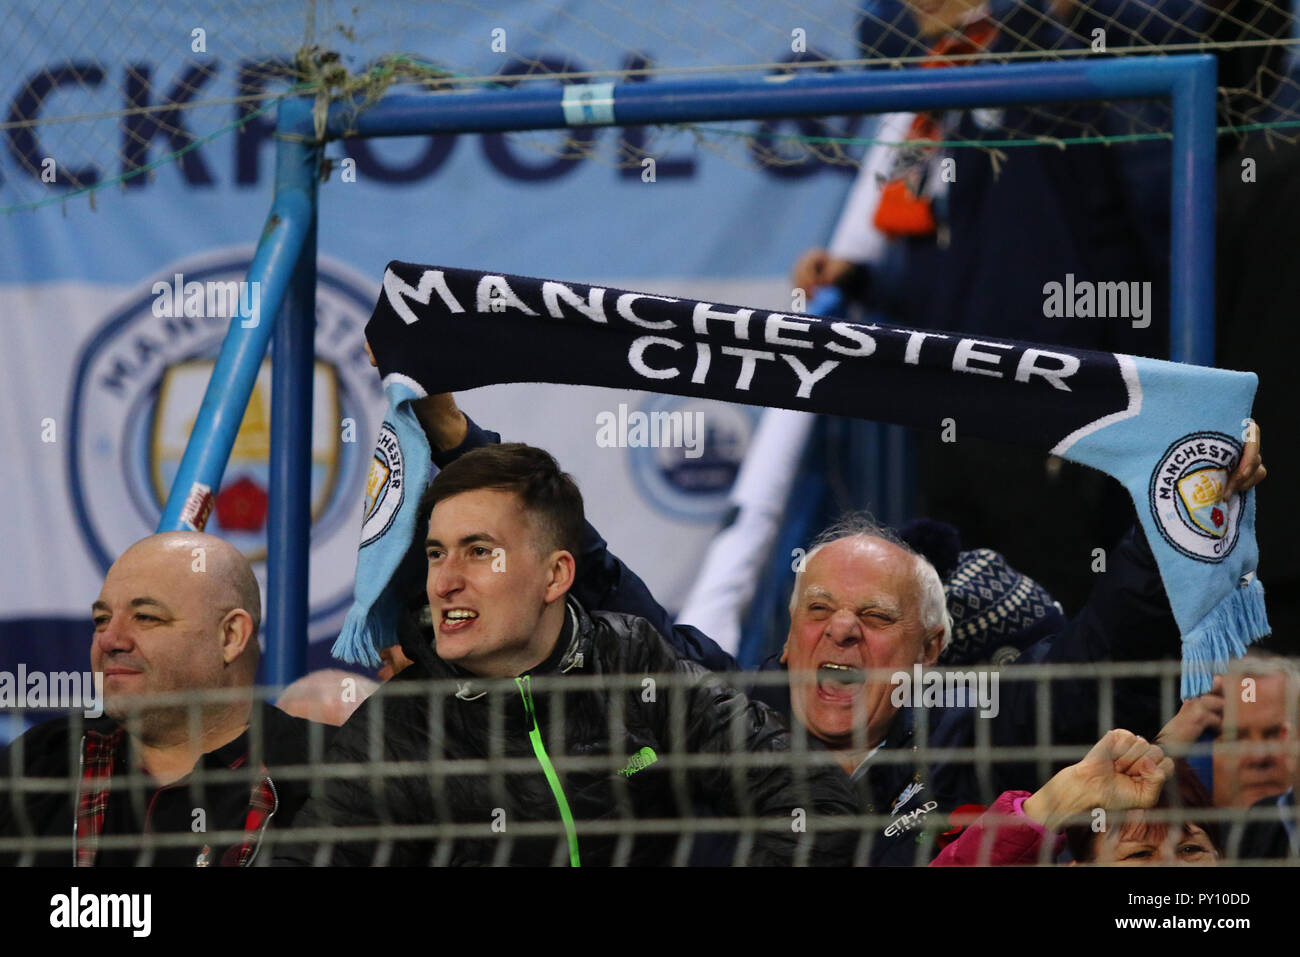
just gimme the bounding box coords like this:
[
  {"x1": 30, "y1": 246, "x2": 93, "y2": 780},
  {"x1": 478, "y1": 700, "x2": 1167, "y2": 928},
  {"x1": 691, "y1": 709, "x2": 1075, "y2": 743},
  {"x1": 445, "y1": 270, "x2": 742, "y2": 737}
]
[
  {"x1": 332, "y1": 374, "x2": 432, "y2": 668},
  {"x1": 360, "y1": 262, "x2": 1270, "y2": 697}
]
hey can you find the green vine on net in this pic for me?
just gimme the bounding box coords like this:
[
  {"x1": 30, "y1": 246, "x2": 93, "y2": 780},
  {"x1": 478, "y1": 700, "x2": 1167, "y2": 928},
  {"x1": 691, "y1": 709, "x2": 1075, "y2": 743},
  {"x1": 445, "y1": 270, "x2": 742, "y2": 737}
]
[{"x1": 296, "y1": 48, "x2": 467, "y2": 142}]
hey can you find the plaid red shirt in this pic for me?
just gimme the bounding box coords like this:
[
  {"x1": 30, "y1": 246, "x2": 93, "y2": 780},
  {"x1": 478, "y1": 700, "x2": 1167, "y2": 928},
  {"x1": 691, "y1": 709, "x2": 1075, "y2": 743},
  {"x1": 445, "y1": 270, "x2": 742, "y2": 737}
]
[{"x1": 74, "y1": 727, "x2": 278, "y2": 867}]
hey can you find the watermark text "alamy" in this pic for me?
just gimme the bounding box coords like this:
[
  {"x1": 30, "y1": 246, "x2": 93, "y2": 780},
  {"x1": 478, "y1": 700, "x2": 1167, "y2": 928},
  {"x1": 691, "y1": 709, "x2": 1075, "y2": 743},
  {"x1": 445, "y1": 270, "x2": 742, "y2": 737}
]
[
  {"x1": 0, "y1": 666, "x2": 102, "y2": 717},
  {"x1": 152, "y1": 273, "x2": 260, "y2": 327},
  {"x1": 890, "y1": 664, "x2": 999, "y2": 718},
  {"x1": 596, "y1": 403, "x2": 704, "y2": 458},
  {"x1": 1042, "y1": 274, "x2": 1152, "y2": 329}
]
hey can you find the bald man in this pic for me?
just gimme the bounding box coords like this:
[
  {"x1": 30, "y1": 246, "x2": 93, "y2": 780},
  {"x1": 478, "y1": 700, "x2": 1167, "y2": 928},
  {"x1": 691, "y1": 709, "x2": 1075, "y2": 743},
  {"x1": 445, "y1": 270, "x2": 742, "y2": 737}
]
[{"x1": 0, "y1": 532, "x2": 329, "y2": 866}]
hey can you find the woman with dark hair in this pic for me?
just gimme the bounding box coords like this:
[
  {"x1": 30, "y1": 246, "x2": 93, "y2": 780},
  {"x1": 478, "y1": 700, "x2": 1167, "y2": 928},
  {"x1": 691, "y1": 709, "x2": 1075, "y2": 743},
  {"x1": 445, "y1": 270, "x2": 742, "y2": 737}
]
[
  {"x1": 1063, "y1": 760, "x2": 1220, "y2": 865},
  {"x1": 932, "y1": 729, "x2": 1221, "y2": 866}
]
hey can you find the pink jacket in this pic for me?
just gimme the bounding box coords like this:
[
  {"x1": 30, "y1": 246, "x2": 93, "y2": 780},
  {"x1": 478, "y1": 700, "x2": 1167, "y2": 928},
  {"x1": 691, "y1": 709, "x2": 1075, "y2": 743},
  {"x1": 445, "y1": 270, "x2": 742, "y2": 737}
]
[{"x1": 930, "y1": 790, "x2": 1066, "y2": 866}]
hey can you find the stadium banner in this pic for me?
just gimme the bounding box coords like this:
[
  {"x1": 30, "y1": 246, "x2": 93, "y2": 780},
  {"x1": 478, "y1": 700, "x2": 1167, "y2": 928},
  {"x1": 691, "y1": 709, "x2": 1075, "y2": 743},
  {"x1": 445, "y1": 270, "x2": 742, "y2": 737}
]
[
  {"x1": 0, "y1": 0, "x2": 861, "y2": 708},
  {"x1": 364, "y1": 263, "x2": 1270, "y2": 697}
]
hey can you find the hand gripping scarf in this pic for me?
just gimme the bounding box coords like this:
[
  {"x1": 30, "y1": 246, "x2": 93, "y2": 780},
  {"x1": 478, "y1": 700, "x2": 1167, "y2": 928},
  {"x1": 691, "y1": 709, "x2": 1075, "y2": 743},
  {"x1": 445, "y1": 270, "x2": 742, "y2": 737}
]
[{"x1": 336, "y1": 263, "x2": 1270, "y2": 698}]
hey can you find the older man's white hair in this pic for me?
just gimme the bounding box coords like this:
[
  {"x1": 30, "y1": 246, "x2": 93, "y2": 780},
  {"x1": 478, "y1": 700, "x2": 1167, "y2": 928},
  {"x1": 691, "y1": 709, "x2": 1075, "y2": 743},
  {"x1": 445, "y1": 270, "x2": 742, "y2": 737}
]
[{"x1": 788, "y1": 512, "x2": 952, "y2": 653}]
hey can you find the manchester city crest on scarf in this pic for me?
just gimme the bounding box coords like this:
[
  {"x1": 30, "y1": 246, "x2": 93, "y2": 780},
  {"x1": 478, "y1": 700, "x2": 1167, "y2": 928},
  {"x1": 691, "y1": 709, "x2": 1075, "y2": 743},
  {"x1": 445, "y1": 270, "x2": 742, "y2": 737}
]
[
  {"x1": 361, "y1": 422, "x2": 405, "y2": 547},
  {"x1": 1148, "y1": 432, "x2": 1242, "y2": 563}
]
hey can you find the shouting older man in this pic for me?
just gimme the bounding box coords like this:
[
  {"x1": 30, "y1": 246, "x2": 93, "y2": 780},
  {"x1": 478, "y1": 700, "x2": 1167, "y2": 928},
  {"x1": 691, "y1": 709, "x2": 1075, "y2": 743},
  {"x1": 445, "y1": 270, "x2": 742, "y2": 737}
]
[
  {"x1": 779, "y1": 516, "x2": 950, "y2": 776},
  {"x1": 0, "y1": 532, "x2": 326, "y2": 866},
  {"x1": 403, "y1": 390, "x2": 1266, "y2": 865}
]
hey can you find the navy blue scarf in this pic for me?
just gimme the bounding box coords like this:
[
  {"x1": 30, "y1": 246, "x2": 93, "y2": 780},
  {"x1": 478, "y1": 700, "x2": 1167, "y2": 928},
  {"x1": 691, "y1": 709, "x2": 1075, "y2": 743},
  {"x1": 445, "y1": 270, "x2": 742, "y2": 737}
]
[{"x1": 348, "y1": 263, "x2": 1269, "y2": 697}]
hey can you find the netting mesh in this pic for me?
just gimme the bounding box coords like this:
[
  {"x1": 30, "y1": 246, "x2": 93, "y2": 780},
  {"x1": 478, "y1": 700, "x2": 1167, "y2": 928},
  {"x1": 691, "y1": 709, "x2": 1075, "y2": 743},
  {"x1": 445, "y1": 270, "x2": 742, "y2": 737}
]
[
  {"x1": 2, "y1": 662, "x2": 1298, "y2": 866},
  {"x1": 3, "y1": 0, "x2": 1298, "y2": 214}
]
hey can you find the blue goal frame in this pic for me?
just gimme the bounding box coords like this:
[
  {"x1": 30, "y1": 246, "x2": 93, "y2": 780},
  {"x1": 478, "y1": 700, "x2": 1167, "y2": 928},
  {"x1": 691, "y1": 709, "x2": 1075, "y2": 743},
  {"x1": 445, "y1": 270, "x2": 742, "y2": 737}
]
[{"x1": 157, "y1": 54, "x2": 1218, "y2": 686}]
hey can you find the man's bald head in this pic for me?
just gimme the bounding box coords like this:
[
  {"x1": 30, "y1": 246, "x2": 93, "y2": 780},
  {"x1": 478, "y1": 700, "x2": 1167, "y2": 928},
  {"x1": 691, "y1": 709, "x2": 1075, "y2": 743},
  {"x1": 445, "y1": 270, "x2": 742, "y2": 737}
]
[
  {"x1": 119, "y1": 532, "x2": 262, "y2": 642},
  {"x1": 92, "y1": 533, "x2": 263, "y2": 732}
]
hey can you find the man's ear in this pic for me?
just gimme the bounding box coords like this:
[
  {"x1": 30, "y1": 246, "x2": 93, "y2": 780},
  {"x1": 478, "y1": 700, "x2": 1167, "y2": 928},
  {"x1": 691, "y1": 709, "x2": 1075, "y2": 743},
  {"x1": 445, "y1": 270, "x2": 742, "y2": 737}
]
[
  {"x1": 921, "y1": 628, "x2": 945, "y2": 666},
  {"x1": 544, "y1": 550, "x2": 577, "y2": 604},
  {"x1": 220, "y1": 609, "x2": 256, "y2": 665},
  {"x1": 779, "y1": 630, "x2": 792, "y2": 665}
]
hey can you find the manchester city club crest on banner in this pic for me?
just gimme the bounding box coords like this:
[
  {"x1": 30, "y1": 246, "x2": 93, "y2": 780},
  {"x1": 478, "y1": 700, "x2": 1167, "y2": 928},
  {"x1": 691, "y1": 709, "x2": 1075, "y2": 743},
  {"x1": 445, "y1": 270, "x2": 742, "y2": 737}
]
[
  {"x1": 67, "y1": 251, "x2": 385, "y2": 636},
  {"x1": 149, "y1": 357, "x2": 343, "y2": 559}
]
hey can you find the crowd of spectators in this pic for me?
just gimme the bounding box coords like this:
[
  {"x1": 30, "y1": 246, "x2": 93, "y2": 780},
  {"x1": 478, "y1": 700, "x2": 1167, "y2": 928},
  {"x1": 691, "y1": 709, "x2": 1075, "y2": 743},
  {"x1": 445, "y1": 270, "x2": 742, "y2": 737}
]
[
  {"x1": 0, "y1": 386, "x2": 1281, "y2": 867},
  {"x1": 1, "y1": 0, "x2": 1293, "y2": 869}
]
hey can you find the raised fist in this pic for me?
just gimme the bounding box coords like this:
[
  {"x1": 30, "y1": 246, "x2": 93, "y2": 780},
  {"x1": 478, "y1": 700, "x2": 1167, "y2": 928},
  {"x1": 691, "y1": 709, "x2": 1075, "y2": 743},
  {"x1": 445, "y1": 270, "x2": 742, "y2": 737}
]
[{"x1": 1024, "y1": 729, "x2": 1174, "y2": 831}]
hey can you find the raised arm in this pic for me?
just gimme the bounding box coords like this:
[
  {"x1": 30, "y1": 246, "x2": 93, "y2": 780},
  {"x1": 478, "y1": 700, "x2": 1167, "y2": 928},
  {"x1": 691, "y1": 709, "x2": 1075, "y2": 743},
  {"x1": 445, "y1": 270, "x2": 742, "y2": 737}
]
[
  {"x1": 987, "y1": 438, "x2": 1266, "y2": 775},
  {"x1": 932, "y1": 728, "x2": 1173, "y2": 866}
]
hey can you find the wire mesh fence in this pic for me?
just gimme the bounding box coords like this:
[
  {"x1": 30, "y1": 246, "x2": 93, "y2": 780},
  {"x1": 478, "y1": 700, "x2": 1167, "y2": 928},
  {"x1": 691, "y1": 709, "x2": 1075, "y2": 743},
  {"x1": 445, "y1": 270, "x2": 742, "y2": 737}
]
[
  {"x1": 2, "y1": 659, "x2": 1298, "y2": 866},
  {"x1": 4, "y1": 0, "x2": 1299, "y2": 214}
]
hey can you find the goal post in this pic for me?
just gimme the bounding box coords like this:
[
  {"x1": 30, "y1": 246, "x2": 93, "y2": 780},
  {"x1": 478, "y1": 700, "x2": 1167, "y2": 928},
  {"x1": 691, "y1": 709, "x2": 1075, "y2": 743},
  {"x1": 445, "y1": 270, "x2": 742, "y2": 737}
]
[{"x1": 158, "y1": 54, "x2": 1219, "y2": 687}]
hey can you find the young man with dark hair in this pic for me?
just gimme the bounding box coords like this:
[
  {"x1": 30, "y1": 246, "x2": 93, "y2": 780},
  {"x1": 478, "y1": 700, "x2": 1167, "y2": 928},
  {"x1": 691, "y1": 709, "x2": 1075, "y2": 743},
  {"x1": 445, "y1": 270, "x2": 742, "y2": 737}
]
[
  {"x1": 420, "y1": 442, "x2": 586, "y2": 557},
  {"x1": 276, "y1": 442, "x2": 858, "y2": 866}
]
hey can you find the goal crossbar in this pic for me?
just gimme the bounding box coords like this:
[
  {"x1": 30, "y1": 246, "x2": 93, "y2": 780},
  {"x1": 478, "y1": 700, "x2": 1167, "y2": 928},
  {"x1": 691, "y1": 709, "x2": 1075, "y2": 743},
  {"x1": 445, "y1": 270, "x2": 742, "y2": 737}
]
[{"x1": 157, "y1": 54, "x2": 1218, "y2": 686}]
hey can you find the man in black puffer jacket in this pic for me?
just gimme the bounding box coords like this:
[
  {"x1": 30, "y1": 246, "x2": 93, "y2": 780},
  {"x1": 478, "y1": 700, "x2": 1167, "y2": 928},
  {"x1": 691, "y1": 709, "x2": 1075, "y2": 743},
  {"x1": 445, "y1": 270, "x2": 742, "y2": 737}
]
[{"x1": 275, "y1": 443, "x2": 857, "y2": 866}]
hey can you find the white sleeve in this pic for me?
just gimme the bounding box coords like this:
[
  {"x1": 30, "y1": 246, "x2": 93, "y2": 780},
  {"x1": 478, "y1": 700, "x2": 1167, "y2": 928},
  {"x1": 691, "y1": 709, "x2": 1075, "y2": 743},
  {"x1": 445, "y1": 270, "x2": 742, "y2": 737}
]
[
  {"x1": 675, "y1": 409, "x2": 816, "y2": 655},
  {"x1": 827, "y1": 111, "x2": 916, "y2": 265}
]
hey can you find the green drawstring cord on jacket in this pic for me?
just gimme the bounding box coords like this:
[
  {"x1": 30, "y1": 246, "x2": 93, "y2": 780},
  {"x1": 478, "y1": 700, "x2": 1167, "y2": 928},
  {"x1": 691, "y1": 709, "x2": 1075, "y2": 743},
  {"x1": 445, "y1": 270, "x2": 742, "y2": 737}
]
[{"x1": 516, "y1": 674, "x2": 581, "y2": 866}]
